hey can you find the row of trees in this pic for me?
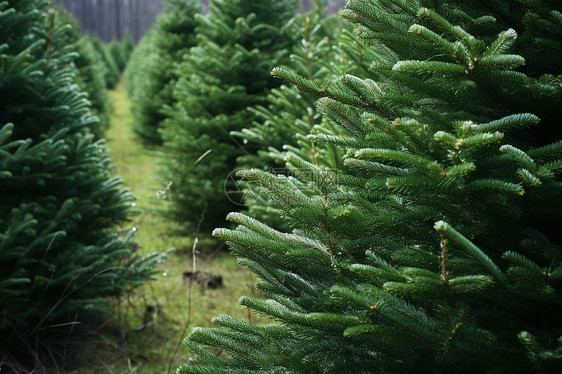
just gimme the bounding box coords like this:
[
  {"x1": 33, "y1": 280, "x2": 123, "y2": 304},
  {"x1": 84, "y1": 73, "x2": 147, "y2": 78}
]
[
  {"x1": 55, "y1": 0, "x2": 348, "y2": 43},
  {"x1": 0, "y1": 1, "x2": 159, "y2": 371},
  {"x1": 127, "y1": 0, "x2": 304, "y2": 234},
  {"x1": 128, "y1": 0, "x2": 562, "y2": 372},
  {"x1": 111, "y1": 0, "x2": 562, "y2": 371},
  {"x1": 177, "y1": 0, "x2": 562, "y2": 372},
  {"x1": 54, "y1": 0, "x2": 163, "y2": 42},
  {"x1": 126, "y1": 0, "x2": 370, "y2": 236}
]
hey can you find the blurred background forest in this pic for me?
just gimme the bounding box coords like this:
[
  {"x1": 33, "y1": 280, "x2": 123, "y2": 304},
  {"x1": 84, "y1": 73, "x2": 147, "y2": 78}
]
[{"x1": 54, "y1": 0, "x2": 346, "y2": 42}]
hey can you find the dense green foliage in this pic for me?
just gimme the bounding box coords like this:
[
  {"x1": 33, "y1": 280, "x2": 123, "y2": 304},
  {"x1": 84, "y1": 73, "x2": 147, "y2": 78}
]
[
  {"x1": 109, "y1": 32, "x2": 134, "y2": 73},
  {"x1": 74, "y1": 36, "x2": 111, "y2": 136},
  {"x1": 126, "y1": 0, "x2": 201, "y2": 144},
  {"x1": 233, "y1": 3, "x2": 345, "y2": 171},
  {"x1": 160, "y1": 0, "x2": 299, "y2": 235},
  {"x1": 123, "y1": 31, "x2": 135, "y2": 61},
  {"x1": 0, "y1": 0, "x2": 163, "y2": 370},
  {"x1": 179, "y1": 0, "x2": 562, "y2": 373},
  {"x1": 109, "y1": 39, "x2": 127, "y2": 72},
  {"x1": 89, "y1": 35, "x2": 120, "y2": 89},
  {"x1": 54, "y1": 6, "x2": 111, "y2": 137},
  {"x1": 233, "y1": 2, "x2": 375, "y2": 225}
]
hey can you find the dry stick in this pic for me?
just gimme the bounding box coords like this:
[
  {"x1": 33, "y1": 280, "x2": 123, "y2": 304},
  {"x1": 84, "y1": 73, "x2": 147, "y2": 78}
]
[
  {"x1": 61, "y1": 314, "x2": 79, "y2": 371},
  {"x1": 167, "y1": 204, "x2": 207, "y2": 374}
]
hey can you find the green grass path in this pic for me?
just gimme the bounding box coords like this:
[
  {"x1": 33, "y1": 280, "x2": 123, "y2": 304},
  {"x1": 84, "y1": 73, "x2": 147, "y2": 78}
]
[
  {"x1": 105, "y1": 77, "x2": 174, "y2": 254},
  {"x1": 106, "y1": 79, "x2": 158, "y2": 202},
  {"x1": 76, "y1": 78, "x2": 261, "y2": 373}
]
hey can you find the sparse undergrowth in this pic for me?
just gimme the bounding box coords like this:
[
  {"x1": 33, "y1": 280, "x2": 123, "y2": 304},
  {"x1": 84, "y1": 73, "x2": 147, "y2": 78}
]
[{"x1": 68, "y1": 79, "x2": 262, "y2": 374}]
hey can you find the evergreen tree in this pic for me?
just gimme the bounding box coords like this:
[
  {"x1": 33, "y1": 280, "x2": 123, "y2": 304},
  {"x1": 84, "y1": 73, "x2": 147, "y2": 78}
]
[
  {"x1": 122, "y1": 30, "x2": 135, "y2": 63},
  {"x1": 0, "y1": 1, "x2": 164, "y2": 369},
  {"x1": 126, "y1": 0, "x2": 201, "y2": 144},
  {"x1": 74, "y1": 37, "x2": 111, "y2": 136},
  {"x1": 89, "y1": 35, "x2": 120, "y2": 89},
  {"x1": 160, "y1": 0, "x2": 299, "y2": 235},
  {"x1": 232, "y1": 2, "x2": 375, "y2": 226},
  {"x1": 109, "y1": 33, "x2": 135, "y2": 73},
  {"x1": 55, "y1": 6, "x2": 111, "y2": 137},
  {"x1": 179, "y1": 0, "x2": 562, "y2": 373},
  {"x1": 233, "y1": 1, "x2": 346, "y2": 170},
  {"x1": 109, "y1": 38, "x2": 128, "y2": 72}
]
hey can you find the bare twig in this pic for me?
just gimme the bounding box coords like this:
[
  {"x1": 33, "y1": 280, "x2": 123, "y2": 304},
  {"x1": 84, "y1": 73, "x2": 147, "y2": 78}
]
[
  {"x1": 167, "y1": 204, "x2": 206, "y2": 374},
  {"x1": 62, "y1": 314, "x2": 79, "y2": 371}
]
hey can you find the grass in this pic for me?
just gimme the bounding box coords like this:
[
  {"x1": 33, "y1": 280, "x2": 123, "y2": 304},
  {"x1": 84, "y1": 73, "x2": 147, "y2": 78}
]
[{"x1": 69, "y1": 78, "x2": 262, "y2": 373}]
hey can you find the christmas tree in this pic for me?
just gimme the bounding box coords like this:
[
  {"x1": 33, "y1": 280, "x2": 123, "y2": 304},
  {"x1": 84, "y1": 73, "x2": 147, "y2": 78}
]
[
  {"x1": 54, "y1": 5, "x2": 111, "y2": 137},
  {"x1": 122, "y1": 31, "x2": 135, "y2": 62},
  {"x1": 89, "y1": 35, "x2": 120, "y2": 89},
  {"x1": 179, "y1": 0, "x2": 562, "y2": 372},
  {"x1": 0, "y1": 1, "x2": 164, "y2": 369},
  {"x1": 160, "y1": 0, "x2": 298, "y2": 235},
  {"x1": 232, "y1": 1, "x2": 347, "y2": 170},
  {"x1": 126, "y1": 0, "x2": 201, "y2": 144},
  {"x1": 233, "y1": 1, "x2": 375, "y2": 226},
  {"x1": 108, "y1": 38, "x2": 129, "y2": 73}
]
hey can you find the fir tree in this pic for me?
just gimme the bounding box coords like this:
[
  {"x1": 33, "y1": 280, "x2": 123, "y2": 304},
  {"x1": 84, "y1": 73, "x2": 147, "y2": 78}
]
[
  {"x1": 109, "y1": 39, "x2": 127, "y2": 72},
  {"x1": 126, "y1": 0, "x2": 201, "y2": 144},
  {"x1": 108, "y1": 33, "x2": 134, "y2": 73},
  {"x1": 179, "y1": 0, "x2": 562, "y2": 373},
  {"x1": 122, "y1": 31, "x2": 135, "y2": 65},
  {"x1": 0, "y1": 1, "x2": 164, "y2": 369},
  {"x1": 160, "y1": 0, "x2": 298, "y2": 235},
  {"x1": 89, "y1": 35, "x2": 120, "y2": 89},
  {"x1": 233, "y1": 1, "x2": 346, "y2": 170},
  {"x1": 54, "y1": 5, "x2": 111, "y2": 137},
  {"x1": 232, "y1": 1, "x2": 375, "y2": 226}
]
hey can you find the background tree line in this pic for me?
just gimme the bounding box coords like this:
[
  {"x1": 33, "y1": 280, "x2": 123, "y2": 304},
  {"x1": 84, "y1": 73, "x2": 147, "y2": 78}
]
[
  {"x1": 54, "y1": 0, "x2": 163, "y2": 42},
  {"x1": 54, "y1": 0, "x2": 346, "y2": 42}
]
